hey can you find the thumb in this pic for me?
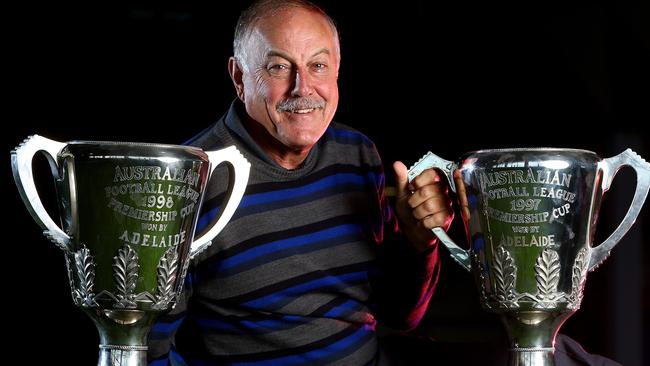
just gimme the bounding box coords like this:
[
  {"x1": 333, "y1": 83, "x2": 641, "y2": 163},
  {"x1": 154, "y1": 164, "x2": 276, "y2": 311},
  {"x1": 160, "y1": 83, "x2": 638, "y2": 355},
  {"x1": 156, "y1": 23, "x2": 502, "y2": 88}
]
[{"x1": 392, "y1": 161, "x2": 411, "y2": 198}]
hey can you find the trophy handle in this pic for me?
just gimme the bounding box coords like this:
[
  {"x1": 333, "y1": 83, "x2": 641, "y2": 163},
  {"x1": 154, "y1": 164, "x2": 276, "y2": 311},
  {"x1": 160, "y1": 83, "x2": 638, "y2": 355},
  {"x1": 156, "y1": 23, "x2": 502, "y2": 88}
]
[
  {"x1": 190, "y1": 146, "x2": 250, "y2": 259},
  {"x1": 11, "y1": 134, "x2": 70, "y2": 251},
  {"x1": 589, "y1": 149, "x2": 650, "y2": 271},
  {"x1": 408, "y1": 152, "x2": 471, "y2": 271}
]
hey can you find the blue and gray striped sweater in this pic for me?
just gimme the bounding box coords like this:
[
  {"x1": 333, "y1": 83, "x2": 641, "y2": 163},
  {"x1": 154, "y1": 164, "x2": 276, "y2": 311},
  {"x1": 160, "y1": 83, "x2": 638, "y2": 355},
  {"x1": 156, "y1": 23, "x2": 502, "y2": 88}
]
[{"x1": 148, "y1": 101, "x2": 439, "y2": 365}]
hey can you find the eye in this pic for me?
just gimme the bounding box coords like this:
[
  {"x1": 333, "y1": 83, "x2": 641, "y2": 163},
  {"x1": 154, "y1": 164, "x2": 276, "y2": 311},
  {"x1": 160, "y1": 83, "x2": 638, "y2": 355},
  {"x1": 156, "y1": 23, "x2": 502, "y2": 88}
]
[
  {"x1": 268, "y1": 63, "x2": 291, "y2": 76},
  {"x1": 312, "y1": 63, "x2": 328, "y2": 72}
]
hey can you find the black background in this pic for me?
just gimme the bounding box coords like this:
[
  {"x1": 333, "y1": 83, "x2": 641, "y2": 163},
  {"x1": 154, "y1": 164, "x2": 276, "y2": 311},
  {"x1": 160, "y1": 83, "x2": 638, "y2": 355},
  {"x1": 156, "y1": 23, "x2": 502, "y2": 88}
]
[{"x1": 5, "y1": 1, "x2": 648, "y2": 365}]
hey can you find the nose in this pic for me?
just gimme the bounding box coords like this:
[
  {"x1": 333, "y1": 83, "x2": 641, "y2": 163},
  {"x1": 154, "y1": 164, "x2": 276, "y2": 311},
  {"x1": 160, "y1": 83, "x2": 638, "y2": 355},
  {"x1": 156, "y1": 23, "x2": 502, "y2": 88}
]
[{"x1": 290, "y1": 69, "x2": 313, "y2": 97}]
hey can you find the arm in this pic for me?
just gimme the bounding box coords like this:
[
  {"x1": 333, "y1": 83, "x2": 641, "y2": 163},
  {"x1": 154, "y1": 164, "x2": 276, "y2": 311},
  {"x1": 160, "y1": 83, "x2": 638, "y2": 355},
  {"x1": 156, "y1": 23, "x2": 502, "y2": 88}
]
[
  {"x1": 371, "y1": 223, "x2": 441, "y2": 331},
  {"x1": 147, "y1": 273, "x2": 193, "y2": 365},
  {"x1": 370, "y1": 162, "x2": 453, "y2": 331}
]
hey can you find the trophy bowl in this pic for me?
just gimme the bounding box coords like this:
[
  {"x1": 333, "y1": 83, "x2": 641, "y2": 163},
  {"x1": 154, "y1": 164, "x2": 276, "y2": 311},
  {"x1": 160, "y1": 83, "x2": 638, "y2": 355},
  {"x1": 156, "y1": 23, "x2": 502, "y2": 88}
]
[
  {"x1": 11, "y1": 135, "x2": 250, "y2": 366},
  {"x1": 407, "y1": 147, "x2": 650, "y2": 366}
]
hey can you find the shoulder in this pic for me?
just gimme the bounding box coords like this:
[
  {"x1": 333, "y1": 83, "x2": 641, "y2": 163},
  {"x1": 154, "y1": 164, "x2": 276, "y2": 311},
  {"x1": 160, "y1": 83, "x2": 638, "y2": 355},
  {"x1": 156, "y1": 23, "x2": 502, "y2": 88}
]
[
  {"x1": 325, "y1": 121, "x2": 376, "y2": 148},
  {"x1": 320, "y1": 121, "x2": 383, "y2": 168},
  {"x1": 183, "y1": 118, "x2": 231, "y2": 150}
]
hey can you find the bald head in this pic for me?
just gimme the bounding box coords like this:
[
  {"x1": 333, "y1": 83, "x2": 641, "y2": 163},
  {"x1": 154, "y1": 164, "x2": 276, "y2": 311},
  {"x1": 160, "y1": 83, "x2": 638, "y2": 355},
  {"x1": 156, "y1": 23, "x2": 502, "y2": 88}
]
[{"x1": 233, "y1": 0, "x2": 340, "y2": 71}]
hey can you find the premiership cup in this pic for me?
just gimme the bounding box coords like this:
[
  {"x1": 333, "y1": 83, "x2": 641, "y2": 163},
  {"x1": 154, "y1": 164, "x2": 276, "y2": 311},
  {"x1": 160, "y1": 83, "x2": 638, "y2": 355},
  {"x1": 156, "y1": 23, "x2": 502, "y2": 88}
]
[
  {"x1": 407, "y1": 148, "x2": 650, "y2": 366},
  {"x1": 11, "y1": 135, "x2": 250, "y2": 366}
]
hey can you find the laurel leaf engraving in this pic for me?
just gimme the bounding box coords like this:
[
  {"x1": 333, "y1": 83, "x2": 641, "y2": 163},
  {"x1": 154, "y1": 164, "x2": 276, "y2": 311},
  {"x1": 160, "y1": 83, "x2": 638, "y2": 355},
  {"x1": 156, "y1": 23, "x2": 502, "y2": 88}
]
[
  {"x1": 535, "y1": 249, "x2": 561, "y2": 301},
  {"x1": 74, "y1": 245, "x2": 97, "y2": 306},
  {"x1": 65, "y1": 254, "x2": 82, "y2": 306},
  {"x1": 113, "y1": 244, "x2": 139, "y2": 308},
  {"x1": 493, "y1": 246, "x2": 517, "y2": 305},
  {"x1": 153, "y1": 247, "x2": 179, "y2": 309},
  {"x1": 569, "y1": 248, "x2": 589, "y2": 307}
]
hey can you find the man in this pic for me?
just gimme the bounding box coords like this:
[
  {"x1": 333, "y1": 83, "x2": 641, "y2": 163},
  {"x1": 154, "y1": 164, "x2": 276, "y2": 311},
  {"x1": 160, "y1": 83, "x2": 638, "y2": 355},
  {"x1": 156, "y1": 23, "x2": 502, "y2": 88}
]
[{"x1": 148, "y1": 0, "x2": 452, "y2": 364}]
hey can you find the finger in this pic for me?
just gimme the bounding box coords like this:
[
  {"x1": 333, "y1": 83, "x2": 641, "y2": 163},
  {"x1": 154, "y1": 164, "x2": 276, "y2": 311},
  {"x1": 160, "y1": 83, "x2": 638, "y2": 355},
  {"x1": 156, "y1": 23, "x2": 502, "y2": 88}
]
[
  {"x1": 421, "y1": 208, "x2": 454, "y2": 230},
  {"x1": 410, "y1": 168, "x2": 441, "y2": 190},
  {"x1": 407, "y1": 181, "x2": 448, "y2": 208},
  {"x1": 393, "y1": 161, "x2": 411, "y2": 199},
  {"x1": 412, "y1": 196, "x2": 453, "y2": 220}
]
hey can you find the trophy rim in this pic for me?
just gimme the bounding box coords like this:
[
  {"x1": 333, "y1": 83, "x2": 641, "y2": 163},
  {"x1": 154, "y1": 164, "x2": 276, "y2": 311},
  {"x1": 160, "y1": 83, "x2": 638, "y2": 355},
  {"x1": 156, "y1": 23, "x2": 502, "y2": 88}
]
[
  {"x1": 66, "y1": 140, "x2": 204, "y2": 151},
  {"x1": 465, "y1": 147, "x2": 596, "y2": 155}
]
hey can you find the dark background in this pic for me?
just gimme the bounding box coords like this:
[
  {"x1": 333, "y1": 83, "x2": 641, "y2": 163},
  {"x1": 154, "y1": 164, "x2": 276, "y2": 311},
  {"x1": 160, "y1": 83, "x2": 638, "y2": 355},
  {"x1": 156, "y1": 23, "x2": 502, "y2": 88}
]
[{"x1": 5, "y1": 1, "x2": 648, "y2": 365}]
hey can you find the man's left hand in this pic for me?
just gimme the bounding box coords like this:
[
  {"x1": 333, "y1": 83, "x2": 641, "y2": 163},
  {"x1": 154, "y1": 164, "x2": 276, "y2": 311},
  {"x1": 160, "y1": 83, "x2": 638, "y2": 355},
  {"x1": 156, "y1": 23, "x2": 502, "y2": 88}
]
[{"x1": 392, "y1": 161, "x2": 454, "y2": 253}]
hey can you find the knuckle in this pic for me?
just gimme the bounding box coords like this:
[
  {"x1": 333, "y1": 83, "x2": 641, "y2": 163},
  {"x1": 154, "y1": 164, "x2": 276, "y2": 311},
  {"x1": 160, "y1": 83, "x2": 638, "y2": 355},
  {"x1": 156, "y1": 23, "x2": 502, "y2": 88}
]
[
  {"x1": 413, "y1": 207, "x2": 426, "y2": 220},
  {"x1": 423, "y1": 199, "x2": 437, "y2": 212},
  {"x1": 422, "y1": 184, "x2": 436, "y2": 197},
  {"x1": 407, "y1": 195, "x2": 419, "y2": 209}
]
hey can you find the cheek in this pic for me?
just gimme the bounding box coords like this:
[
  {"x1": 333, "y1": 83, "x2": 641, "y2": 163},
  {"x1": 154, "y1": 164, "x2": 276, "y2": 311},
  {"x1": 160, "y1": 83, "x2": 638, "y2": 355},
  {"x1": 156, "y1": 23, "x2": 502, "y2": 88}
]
[
  {"x1": 248, "y1": 74, "x2": 269, "y2": 97},
  {"x1": 317, "y1": 77, "x2": 338, "y2": 100},
  {"x1": 323, "y1": 82, "x2": 339, "y2": 114}
]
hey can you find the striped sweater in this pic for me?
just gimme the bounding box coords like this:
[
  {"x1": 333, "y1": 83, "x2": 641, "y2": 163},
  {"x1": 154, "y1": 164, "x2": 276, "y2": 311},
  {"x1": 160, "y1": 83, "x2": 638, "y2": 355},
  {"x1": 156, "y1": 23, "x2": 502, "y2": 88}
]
[{"x1": 148, "y1": 101, "x2": 440, "y2": 365}]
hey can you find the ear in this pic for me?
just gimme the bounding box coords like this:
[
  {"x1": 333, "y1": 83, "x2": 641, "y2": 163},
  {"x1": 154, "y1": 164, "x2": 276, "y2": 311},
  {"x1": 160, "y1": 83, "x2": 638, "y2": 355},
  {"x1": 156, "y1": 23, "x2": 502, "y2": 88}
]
[{"x1": 228, "y1": 57, "x2": 245, "y2": 101}]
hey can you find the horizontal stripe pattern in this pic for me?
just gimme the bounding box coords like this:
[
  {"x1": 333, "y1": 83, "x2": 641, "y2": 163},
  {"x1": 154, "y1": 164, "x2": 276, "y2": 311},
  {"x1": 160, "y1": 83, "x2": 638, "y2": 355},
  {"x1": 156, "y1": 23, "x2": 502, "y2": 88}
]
[
  {"x1": 185, "y1": 323, "x2": 376, "y2": 366},
  {"x1": 214, "y1": 224, "x2": 366, "y2": 278},
  {"x1": 148, "y1": 103, "x2": 436, "y2": 366},
  {"x1": 242, "y1": 268, "x2": 369, "y2": 310},
  {"x1": 179, "y1": 120, "x2": 383, "y2": 364},
  {"x1": 197, "y1": 164, "x2": 381, "y2": 230},
  {"x1": 197, "y1": 214, "x2": 367, "y2": 277}
]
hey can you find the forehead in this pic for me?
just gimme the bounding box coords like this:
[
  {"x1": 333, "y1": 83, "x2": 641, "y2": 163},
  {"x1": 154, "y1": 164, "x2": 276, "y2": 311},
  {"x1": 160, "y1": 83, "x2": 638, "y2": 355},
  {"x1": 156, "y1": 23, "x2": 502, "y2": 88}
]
[{"x1": 250, "y1": 7, "x2": 338, "y2": 57}]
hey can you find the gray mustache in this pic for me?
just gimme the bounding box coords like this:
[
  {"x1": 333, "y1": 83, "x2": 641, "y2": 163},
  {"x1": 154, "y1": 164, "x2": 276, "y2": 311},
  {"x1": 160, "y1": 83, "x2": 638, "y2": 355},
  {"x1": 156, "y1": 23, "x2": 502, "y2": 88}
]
[{"x1": 276, "y1": 98, "x2": 325, "y2": 112}]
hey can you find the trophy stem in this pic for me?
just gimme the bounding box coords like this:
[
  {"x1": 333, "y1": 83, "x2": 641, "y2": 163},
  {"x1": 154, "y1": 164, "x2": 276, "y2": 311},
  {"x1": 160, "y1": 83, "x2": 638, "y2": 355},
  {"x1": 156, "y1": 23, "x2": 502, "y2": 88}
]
[
  {"x1": 509, "y1": 347, "x2": 555, "y2": 366},
  {"x1": 85, "y1": 309, "x2": 158, "y2": 366},
  {"x1": 98, "y1": 345, "x2": 147, "y2": 366},
  {"x1": 500, "y1": 311, "x2": 573, "y2": 366}
]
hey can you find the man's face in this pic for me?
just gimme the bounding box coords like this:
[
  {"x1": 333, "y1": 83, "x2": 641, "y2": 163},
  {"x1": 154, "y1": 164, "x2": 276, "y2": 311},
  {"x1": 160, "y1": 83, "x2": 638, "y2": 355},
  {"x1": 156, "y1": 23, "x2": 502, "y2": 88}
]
[{"x1": 238, "y1": 8, "x2": 340, "y2": 153}]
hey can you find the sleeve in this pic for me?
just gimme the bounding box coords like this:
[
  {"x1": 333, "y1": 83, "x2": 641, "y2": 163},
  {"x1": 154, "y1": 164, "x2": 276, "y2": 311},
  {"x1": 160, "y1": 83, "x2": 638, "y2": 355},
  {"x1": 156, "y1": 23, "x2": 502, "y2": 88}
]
[
  {"x1": 554, "y1": 334, "x2": 623, "y2": 366},
  {"x1": 147, "y1": 272, "x2": 193, "y2": 366},
  {"x1": 368, "y1": 160, "x2": 441, "y2": 332}
]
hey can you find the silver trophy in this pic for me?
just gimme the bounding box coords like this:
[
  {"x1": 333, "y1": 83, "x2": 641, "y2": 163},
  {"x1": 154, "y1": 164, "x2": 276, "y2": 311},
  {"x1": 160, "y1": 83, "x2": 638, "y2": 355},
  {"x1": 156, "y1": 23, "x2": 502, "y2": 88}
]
[
  {"x1": 11, "y1": 135, "x2": 250, "y2": 366},
  {"x1": 408, "y1": 148, "x2": 650, "y2": 366}
]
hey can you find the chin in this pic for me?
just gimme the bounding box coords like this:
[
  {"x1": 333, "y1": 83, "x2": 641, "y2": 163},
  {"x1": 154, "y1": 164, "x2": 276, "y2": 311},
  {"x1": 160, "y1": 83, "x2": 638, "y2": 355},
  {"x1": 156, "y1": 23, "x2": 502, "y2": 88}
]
[
  {"x1": 284, "y1": 136, "x2": 320, "y2": 150},
  {"x1": 281, "y1": 128, "x2": 322, "y2": 146},
  {"x1": 287, "y1": 141, "x2": 316, "y2": 151}
]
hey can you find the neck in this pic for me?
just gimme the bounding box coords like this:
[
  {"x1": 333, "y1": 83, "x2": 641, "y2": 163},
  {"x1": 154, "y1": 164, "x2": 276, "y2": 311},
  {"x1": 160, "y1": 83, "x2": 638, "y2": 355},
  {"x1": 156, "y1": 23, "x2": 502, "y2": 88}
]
[
  {"x1": 268, "y1": 151, "x2": 309, "y2": 170},
  {"x1": 241, "y1": 115, "x2": 311, "y2": 170}
]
